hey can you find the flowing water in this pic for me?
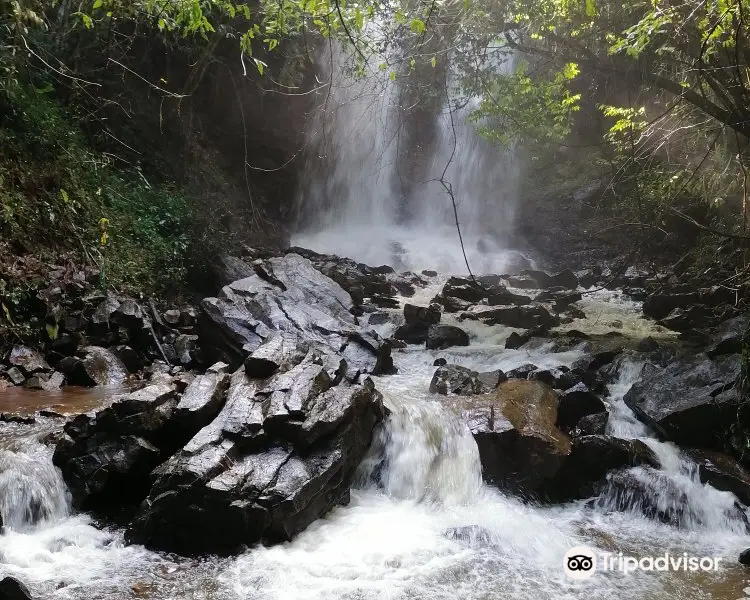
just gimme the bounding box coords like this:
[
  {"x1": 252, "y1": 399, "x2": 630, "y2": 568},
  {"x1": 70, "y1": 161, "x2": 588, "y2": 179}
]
[
  {"x1": 291, "y1": 45, "x2": 525, "y2": 274},
  {"x1": 3, "y1": 292, "x2": 750, "y2": 599}
]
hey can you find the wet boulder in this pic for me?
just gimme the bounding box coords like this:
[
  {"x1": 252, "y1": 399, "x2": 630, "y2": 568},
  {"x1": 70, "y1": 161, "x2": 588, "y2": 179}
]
[
  {"x1": 429, "y1": 364, "x2": 506, "y2": 395},
  {"x1": 573, "y1": 412, "x2": 609, "y2": 436},
  {"x1": 456, "y1": 380, "x2": 571, "y2": 496},
  {"x1": 77, "y1": 346, "x2": 129, "y2": 387},
  {"x1": 740, "y1": 548, "x2": 750, "y2": 566},
  {"x1": 198, "y1": 253, "x2": 392, "y2": 379},
  {"x1": 126, "y1": 358, "x2": 384, "y2": 555},
  {"x1": 624, "y1": 354, "x2": 741, "y2": 449},
  {"x1": 555, "y1": 383, "x2": 606, "y2": 432},
  {"x1": 464, "y1": 305, "x2": 559, "y2": 330},
  {"x1": 394, "y1": 303, "x2": 441, "y2": 344},
  {"x1": 642, "y1": 291, "x2": 700, "y2": 320},
  {"x1": 53, "y1": 383, "x2": 181, "y2": 509},
  {"x1": 540, "y1": 435, "x2": 658, "y2": 502},
  {"x1": 7, "y1": 346, "x2": 51, "y2": 376},
  {"x1": 426, "y1": 325, "x2": 469, "y2": 350},
  {"x1": 0, "y1": 577, "x2": 32, "y2": 600},
  {"x1": 684, "y1": 449, "x2": 750, "y2": 506}
]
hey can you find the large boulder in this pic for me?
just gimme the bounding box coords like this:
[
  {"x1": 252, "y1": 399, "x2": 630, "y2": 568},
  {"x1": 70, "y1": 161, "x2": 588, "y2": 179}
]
[
  {"x1": 624, "y1": 354, "x2": 741, "y2": 449},
  {"x1": 394, "y1": 303, "x2": 441, "y2": 344},
  {"x1": 0, "y1": 578, "x2": 32, "y2": 600},
  {"x1": 455, "y1": 380, "x2": 571, "y2": 496},
  {"x1": 429, "y1": 365, "x2": 506, "y2": 396},
  {"x1": 462, "y1": 305, "x2": 559, "y2": 329},
  {"x1": 53, "y1": 383, "x2": 182, "y2": 509},
  {"x1": 126, "y1": 356, "x2": 384, "y2": 555},
  {"x1": 555, "y1": 383, "x2": 607, "y2": 432},
  {"x1": 684, "y1": 449, "x2": 750, "y2": 506},
  {"x1": 540, "y1": 435, "x2": 659, "y2": 502},
  {"x1": 198, "y1": 253, "x2": 393, "y2": 378},
  {"x1": 425, "y1": 325, "x2": 469, "y2": 350},
  {"x1": 435, "y1": 277, "x2": 531, "y2": 310},
  {"x1": 77, "y1": 346, "x2": 129, "y2": 387},
  {"x1": 7, "y1": 346, "x2": 51, "y2": 376}
]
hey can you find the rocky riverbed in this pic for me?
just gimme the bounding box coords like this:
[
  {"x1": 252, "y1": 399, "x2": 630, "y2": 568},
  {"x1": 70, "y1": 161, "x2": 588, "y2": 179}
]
[{"x1": 0, "y1": 246, "x2": 749, "y2": 599}]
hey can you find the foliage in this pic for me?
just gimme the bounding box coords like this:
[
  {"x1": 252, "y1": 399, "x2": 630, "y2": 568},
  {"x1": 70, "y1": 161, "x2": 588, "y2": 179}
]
[{"x1": 0, "y1": 81, "x2": 195, "y2": 297}]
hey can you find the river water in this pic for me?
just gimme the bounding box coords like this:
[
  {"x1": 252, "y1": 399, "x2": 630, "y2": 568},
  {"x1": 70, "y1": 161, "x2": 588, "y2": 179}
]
[{"x1": 2, "y1": 286, "x2": 750, "y2": 600}]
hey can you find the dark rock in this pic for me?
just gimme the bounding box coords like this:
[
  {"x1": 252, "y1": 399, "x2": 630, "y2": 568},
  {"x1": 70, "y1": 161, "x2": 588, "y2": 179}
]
[
  {"x1": 556, "y1": 383, "x2": 607, "y2": 432},
  {"x1": 367, "y1": 312, "x2": 391, "y2": 326},
  {"x1": 623, "y1": 355, "x2": 741, "y2": 449},
  {"x1": 125, "y1": 368, "x2": 384, "y2": 555},
  {"x1": 53, "y1": 383, "x2": 179, "y2": 509},
  {"x1": 434, "y1": 294, "x2": 473, "y2": 313},
  {"x1": 403, "y1": 303, "x2": 441, "y2": 326},
  {"x1": 535, "y1": 289, "x2": 582, "y2": 307},
  {"x1": 572, "y1": 349, "x2": 622, "y2": 373},
  {"x1": 551, "y1": 269, "x2": 578, "y2": 289},
  {"x1": 426, "y1": 325, "x2": 469, "y2": 350},
  {"x1": 0, "y1": 577, "x2": 32, "y2": 600},
  {"x1": 465, "y1": 305, "x2": 559, "y2": 330},
  {"x1": 541, "y1": 435, "x2": 659, "y2": 502},
  {"x1": 505, "y1": 331, "x2": 532, "y2": 350},
  {"x1": 636, "y1": 336, "x2": 660, "y2": 352},
  {"x1": 739, "y1": 548, "x2": 750, "y2": 566},
  {"x1": 429, "y1": 365, "x2": 505, "y2": 395},
  {"x1": 78, "y1": 346, "x2": 129, "y2": 387},
  {"x1": 0, "y1": 413, "x2": 36, "y2": 425},
  {"x1": 441, "y1": 277, "x2": 486, "y2": 303},
  {"x1": 574, "y1": 412, "x2": 609, "y2": 436},
  {"x1": 395, "y1": 304, "x2": 442, "y2": 345},
  {"x1": 24, "y1": 371, "x2": 64, "y2": 391},
  {"x1": 8, "y1": 346, "x2": 51, "y2": 375},
  {"x1": 112, "y1": 345, "x2": 143, "y2": 373},
  {"x1": 657, "y1": 305, "x2": 715, "y2": 332},
  {"x1": 684, "y1": 449, "x2": 750, "y2": 506},
  {"x1": 6, "y1": 367, "x2": 25, "y2": 386},
  {"x1": 199, "y1": 253, "x2": 391, "y2": 379},
  {"x1": 174, "y1": 368, "x2": 230, "y2": 431},
  {"x1": 486, "y1": 288, "x2": 532, "y2": 307},
  {"x1": 554, "y1": 367, "x2": 587, "y2": 391},
  {"x1": 706, "y1": 316, "x2": 745, "y2": 358},
  {"x1": 433, "y1": 358, "x2": 448, "y2": 367},
  {"x1": 461, "y1": 380, "x2": 570, "y2": 496},
  {"x1": 643, "y1": 292, "x2": 700, "y2": 320},
  {"x1": 422, "y1": 270, "x2": 438, "y2": 277},
  {"x1": 505, "y1": 364, "x2": 538, "y2": 380}
]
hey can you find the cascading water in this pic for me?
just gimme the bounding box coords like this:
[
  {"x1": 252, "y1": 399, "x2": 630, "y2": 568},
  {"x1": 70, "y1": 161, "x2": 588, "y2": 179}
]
[
  {"x1": 292, "y1": 45, "x2": 530, "y2": 274},
  {"x1": 0, "y1": 442, "x2": 70, "y2": 530},
  {"x1": 3, "y1": 296, "x2": 750, "y2": 599}
]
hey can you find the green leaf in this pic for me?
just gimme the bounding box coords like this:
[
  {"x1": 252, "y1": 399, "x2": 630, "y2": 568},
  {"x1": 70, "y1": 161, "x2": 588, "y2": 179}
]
[
  {"x1": 410, "y1": 18, "x2": 425, "y2": 34},
  {"x1": 390, "y1": 70, "x2": 396, "y2": 81},
  {"x1": 431, "y1": 56, "x2": 437, "y2": 68},
  {"x1": 93, "y1": 0, "x2": 103, "y2": 8}
]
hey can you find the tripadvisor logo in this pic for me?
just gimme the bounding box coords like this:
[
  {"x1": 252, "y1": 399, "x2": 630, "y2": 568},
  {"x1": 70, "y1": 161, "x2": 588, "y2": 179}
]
[
  {"x1": 563, "y1": 546, "x2": 724, "y2": 579},
  {"x1": 564, "y1": 546, "x2": 597, "y2": 580}
]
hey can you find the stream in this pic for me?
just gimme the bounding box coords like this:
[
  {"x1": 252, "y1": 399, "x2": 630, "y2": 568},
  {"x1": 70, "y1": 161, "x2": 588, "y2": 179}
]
[{"x1": 1, "y1": 280, "x2": 750, "y2": 600}]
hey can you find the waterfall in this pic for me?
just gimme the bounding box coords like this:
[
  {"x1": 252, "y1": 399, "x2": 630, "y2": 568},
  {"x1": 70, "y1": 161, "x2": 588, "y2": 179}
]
[
  {"x1": 357, "y1": 400, "x2": 484, "y2": 505},
  {"x1": 0, "y1": 442, "x2": 70, "y2": 531},
  {"x1": 292, "y1": 45, "x2": 528, "y2": 274}
]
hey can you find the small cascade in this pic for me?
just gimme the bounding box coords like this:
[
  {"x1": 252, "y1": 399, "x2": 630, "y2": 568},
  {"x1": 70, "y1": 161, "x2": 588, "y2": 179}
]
[
  {"x1": 357, "y1": 399, "x2": 483, "y2": 505},
  {"x1": 603, "y1": 356, "x2": 750, "y2": 535},
  {"x1": 0, "y1": 442, "x2": 70, "y2": 531}
]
